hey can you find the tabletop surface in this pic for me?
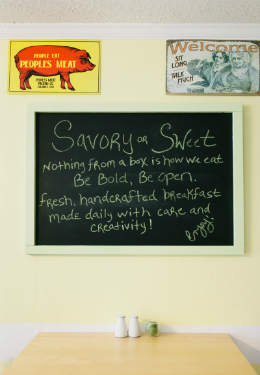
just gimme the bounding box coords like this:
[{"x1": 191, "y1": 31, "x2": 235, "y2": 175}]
[{"x1": 3, "y1": 332, "x2": 257, "y2": 375}]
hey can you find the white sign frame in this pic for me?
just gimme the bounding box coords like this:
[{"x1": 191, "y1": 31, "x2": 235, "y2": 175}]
[{"x1": 26, "y1": 103, "x2": 244, "y2": 255}]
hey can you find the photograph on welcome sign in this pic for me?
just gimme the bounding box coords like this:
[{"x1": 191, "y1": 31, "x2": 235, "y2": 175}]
[
  {"x1": 8, "y1": 40, "x2": 100, "y2": 94},
  {"x1": 166, "y1": 40, "x2": 260, "y2": 95}
]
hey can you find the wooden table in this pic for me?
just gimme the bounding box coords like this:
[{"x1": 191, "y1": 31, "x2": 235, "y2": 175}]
[{"x1": 3, "y1": 332, "x2": 257, "y2": 375}]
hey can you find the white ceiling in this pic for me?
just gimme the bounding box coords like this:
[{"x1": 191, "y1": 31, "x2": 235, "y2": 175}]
[{"x1": 0, "y1": 0, "x2": 260, "y2": 24}]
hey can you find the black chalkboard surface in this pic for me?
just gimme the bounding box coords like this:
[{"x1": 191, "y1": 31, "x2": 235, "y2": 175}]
[{"x1": 35, "y1": 111, "x2": 234, "y2": 248}]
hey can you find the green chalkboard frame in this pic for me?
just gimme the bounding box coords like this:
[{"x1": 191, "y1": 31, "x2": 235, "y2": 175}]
[{"x1": 26, "y1": 103, "x2": 244, "y2": 255}]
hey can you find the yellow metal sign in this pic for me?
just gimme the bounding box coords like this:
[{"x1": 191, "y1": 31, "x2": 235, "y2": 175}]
[{"x1": 8, "y1": 40, "x2": 100, "y2": 94}]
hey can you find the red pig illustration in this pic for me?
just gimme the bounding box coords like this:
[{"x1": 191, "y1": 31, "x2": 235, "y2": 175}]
[{"x1": 14, "y1": 45, "x2": 96, "y2": 91}]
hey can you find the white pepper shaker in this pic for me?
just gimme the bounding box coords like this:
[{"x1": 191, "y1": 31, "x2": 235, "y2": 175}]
[
  {"x1": 128, "y1": 315, "x2": 140, "y2": 338},
  {"x1": 115, "y1": 315, "x2": 128, "y2": 338}
]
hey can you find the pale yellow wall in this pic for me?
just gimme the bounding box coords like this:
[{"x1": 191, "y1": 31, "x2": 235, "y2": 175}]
[
  {"x1": 0, "y1": 363, "x2": 12, "y2": 375},
  {"x1": 0, "y1": 39, "x2": 260, "y2": 330}
]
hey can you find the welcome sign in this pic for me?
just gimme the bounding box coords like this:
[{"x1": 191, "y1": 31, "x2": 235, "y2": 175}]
[
  {"x1": 166, "y1": 40, "x2": 260, "y2": 95},
  {"x1": 8, "y1": 40, "x2": 100, "y2": 94}
]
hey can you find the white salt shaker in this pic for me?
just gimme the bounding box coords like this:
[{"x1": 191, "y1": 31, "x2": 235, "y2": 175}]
[
  {"x1": 115, "y1": 315, "x2": 128, "y2": 338},
  {"x1": 128, "y1": 315, "x2": 140, "y2": 338}
]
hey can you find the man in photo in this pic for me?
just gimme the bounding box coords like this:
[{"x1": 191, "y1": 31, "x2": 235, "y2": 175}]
[{"x1": 187, "y1": 51, "x2": 230, "y2": 92}]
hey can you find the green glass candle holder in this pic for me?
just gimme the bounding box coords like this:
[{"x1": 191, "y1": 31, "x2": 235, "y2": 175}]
[{"x1": 145, "y1": 321, "x2": 160, "y2": 337}]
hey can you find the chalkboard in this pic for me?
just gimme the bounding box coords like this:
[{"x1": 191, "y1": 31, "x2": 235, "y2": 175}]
[{"x1": 26, "y1": 104, "x2": 244, "y2": 255}]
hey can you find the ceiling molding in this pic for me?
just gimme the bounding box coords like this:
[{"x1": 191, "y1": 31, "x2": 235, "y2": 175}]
[{"x1": 0, "y1": 23, "x2": 260, "y2": 40}]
